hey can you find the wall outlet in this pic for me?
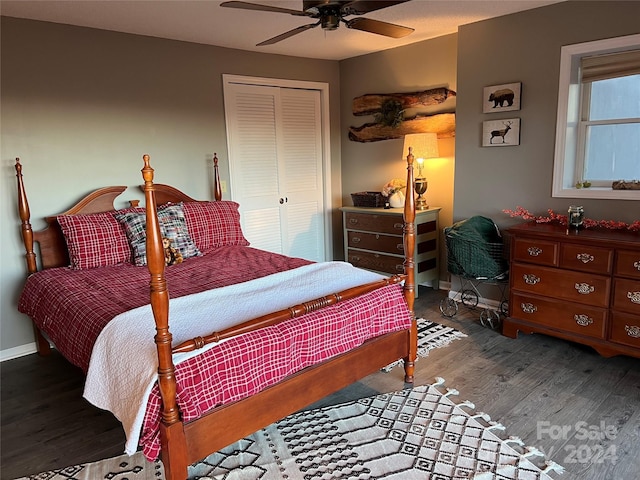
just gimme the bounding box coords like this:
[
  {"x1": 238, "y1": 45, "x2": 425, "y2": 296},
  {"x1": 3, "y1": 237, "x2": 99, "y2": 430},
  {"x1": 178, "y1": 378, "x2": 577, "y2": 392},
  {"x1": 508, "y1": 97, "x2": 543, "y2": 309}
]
[{"x1": 220, "y1": 180, "x2": 227, "y2": 193}]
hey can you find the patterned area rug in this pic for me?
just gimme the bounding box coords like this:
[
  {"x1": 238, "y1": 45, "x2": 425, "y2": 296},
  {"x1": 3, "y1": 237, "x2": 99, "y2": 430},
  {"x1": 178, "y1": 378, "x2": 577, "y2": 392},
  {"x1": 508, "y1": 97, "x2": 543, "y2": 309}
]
[
  {"x1": 382, "y1": 318, "x2": 467, "y2": 371},
  {"x1": 17, "y1": 378, "x2": 564, "y2": 480}
]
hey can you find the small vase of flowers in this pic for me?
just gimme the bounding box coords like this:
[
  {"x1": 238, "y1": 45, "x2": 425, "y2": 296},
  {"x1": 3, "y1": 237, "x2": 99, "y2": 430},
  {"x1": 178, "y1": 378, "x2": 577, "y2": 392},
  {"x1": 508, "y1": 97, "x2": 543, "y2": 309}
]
[{"x1": 382, "y1": 178, "x2": 406, "y2": 208}]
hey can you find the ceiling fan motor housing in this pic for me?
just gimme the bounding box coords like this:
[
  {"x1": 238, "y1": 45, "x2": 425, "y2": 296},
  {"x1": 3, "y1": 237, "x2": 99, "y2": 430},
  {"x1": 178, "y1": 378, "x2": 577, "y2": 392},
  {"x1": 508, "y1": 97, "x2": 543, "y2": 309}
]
[{"x1": 303, "y1": 0, "x2": 349, "y2": 14}]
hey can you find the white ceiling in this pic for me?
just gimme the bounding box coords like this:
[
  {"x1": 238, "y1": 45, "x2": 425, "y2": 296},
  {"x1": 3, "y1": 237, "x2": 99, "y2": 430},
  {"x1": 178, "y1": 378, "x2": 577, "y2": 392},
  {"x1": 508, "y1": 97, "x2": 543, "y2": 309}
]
[{"x1": 0, "y1": 0, "x2": 564, "y2": 60}]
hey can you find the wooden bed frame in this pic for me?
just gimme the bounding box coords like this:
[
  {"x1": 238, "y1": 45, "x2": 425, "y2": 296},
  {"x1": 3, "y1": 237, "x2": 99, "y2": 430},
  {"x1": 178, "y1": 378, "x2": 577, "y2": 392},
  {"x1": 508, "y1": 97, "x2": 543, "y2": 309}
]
[{"x1": 15, "y1": 151, "x2": 419, "y2": 480}]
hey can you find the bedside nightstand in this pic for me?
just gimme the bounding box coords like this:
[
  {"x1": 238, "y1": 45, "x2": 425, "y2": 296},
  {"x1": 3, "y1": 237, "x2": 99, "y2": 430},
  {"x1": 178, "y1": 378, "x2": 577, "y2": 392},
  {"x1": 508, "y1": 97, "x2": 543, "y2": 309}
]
[{"x1": 340, "y1": 206, "x2": 441, "y2": 297}]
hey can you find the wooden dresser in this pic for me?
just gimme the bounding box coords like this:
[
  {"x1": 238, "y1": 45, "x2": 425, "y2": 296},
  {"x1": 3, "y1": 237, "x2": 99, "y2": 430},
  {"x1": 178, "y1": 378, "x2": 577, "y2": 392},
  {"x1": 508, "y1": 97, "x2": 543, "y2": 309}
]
[
  {"x1": 504, "y1": 222, "x2": 640, "y2": 358},
  {"x1": 340, "y1": 206, "x2": 440, "y2": 297}
]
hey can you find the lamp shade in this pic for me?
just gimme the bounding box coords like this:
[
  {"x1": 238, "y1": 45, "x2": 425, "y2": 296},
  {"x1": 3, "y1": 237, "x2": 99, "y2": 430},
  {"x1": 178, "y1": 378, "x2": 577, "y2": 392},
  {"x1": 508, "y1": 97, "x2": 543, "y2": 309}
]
[{"x1": 403, "y1": 133, "x2": 439, "y2": 161}]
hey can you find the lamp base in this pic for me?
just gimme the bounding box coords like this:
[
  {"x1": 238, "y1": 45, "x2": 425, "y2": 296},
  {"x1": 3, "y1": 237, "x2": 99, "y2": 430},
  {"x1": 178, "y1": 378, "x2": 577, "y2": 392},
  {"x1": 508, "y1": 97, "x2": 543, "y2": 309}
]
[{"x1": 414, "y1": 177, "x2": 428, "y2": 210}]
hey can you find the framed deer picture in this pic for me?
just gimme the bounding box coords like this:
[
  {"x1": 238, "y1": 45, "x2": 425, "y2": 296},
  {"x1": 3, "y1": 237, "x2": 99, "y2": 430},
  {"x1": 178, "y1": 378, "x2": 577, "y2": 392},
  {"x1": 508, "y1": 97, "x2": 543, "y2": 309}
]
[
  {"x1": 483, "y1": 82, "x2": 521, "y2": 113},
  {"x1": 482, "y1": 118, "x2": 520, "y2": 147}
]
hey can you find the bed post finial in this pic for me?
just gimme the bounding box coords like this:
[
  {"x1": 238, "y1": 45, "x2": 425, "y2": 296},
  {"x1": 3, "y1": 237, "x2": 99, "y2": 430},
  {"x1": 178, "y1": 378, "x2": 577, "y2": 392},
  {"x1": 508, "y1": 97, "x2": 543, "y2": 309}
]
[
  {"x1": 15, "y1": 158, "x2": 38, "y2": 275},
  {"x1": 213, "y1": 153, "x2": 222, "y2": 201},
  {"x1": 403, "y1": 145, "x2": 417, "y2": 384}
]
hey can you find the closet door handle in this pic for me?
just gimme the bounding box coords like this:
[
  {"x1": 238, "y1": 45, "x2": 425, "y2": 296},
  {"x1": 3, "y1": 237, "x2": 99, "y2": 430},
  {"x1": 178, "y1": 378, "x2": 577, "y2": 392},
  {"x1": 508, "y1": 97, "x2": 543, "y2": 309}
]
[{"x1": 279, "y1": 197, "x2": 288, "y2": 204}]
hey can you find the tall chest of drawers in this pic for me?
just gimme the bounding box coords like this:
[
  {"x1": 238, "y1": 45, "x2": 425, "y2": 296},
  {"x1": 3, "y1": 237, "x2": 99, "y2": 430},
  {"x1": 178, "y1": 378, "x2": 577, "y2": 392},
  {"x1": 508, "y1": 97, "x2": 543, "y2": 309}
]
[
  {"x1": 504, "y1": 222, "x2": 640, "y2": 358},
  {"x1": 340, "y1": 206, "x2": 440, "y2": 297}
]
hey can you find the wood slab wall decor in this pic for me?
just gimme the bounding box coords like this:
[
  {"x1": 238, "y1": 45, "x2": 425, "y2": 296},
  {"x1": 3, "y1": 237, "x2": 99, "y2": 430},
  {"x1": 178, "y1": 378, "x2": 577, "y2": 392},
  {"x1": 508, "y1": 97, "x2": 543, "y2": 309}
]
[
  {"x1": 352, "y1": 88, "x2": 456, "y2": 116},
  {"x1": 350, "y1": 88, "x2": 456, "y2": 142},
  {"x1": 349, "y1": 113, "x2": 456, "y2": 143}
]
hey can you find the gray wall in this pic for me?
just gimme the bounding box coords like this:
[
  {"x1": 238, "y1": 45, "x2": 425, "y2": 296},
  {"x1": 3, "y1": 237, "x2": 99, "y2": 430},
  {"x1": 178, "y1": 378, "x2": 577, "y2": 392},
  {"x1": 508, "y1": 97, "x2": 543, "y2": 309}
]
[
  {"x1": 339, "y1": 34, "x2": 458, "y2": 284},
  {"x1": 455, "y1": 1, "x2": 640, "y2": 227},
  {"x1": 338, "y1": 0, "x2": 640, "y2": 289},
  {"x1": 0, "y1": 17, "x2": 341, "y2": 354},
  {"x1": 340, "y1": 33, "x2": 458, "y2": 240}
]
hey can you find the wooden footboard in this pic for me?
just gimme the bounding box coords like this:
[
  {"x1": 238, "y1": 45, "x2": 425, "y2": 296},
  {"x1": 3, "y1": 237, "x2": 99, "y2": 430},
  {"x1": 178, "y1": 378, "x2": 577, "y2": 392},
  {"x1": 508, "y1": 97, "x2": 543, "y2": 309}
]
[{"x1": 141, "y1": 148, "x2": 418, "y2": 480}]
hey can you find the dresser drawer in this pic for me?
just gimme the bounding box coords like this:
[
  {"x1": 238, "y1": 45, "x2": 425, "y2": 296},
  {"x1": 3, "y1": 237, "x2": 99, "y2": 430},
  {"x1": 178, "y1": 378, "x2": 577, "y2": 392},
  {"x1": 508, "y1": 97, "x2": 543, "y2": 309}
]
[
  {"x1": 612, "y1": 278, "x2": 640, "y2": 315},
  {"x1": 347, "y1": 249, "x2": 404, "y2": 275},
  {"x1": 560, "y1": 243, "x2": 613, "y2": 274},
  {"x1": 609, "y1": 311, "x2": 640, "y2": 349},
  {"x1": 512, "y1": 238, "x2": 559, "y2": 266},
  {"x1": 347, "y1": 231, "x2": 403, "y2": 255},
  {"x1": 511, "y1": 263, "x2": 610, "y2": 307},
  {"x1": 511, "y1": 293, "x2": 606, "y2": 339},
  {"x1": 615, "y1": 250, "x2": 640, "y2": 279},
  {"x1": 344, "y1": 212, "x2": 403, "y2": 235}
]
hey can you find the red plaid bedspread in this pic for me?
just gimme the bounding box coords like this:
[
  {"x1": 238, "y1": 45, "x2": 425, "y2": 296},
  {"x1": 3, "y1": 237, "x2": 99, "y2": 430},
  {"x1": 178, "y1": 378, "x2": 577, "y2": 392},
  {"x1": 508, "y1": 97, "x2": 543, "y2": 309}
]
[
  {"x1": 18, "y1": 246, "x2": 311, "y2": 372},
  {"x1": 139, "y1": 282, "x2": 410, "y2": 460},
  {"x1": 18, "y1": 247, "x2": 412, "y2": 460}
]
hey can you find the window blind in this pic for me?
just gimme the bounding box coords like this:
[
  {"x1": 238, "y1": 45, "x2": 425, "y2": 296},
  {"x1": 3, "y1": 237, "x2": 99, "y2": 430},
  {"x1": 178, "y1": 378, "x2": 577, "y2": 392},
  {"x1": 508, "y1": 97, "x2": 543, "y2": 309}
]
[{"x1": 581, "y1": 49, "x2": 640, "y2": 83}]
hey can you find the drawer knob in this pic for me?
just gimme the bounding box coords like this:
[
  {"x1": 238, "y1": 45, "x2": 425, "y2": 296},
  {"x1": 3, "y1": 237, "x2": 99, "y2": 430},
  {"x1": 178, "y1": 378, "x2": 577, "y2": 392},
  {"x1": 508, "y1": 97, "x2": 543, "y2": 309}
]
[
  {"x1": 523, "y1": 274, "x2": 540, "y2": 285},
  {"x1": 395, "y1": 264, "x2": 404, "y2": 272},
  {"x1": 576, "y1": 253, "x2": 594, "y2": 263},
  {"x1": 634, "y1": 261, "x2": 640, "y2": 271},
  {"x1": 349, "y1": 218, "x2": 359, "y2": 225},
  {"x1": 627, "y1": 291, "x2": 640, "y2": 305},
  {"x1": 351, "y1": 256, "x2": 360, "y2": 262},
  {"x1": 574, "y1": 314, "x2": 593, "y2": 327},
  {"x1": 521, "y1": 303, "x2": 537, "y2": 314},
  {"x1": 352, "y1": 236, "x2": 361, "y2": 244},
  {"x1": 393, "y1": 222, "x2": 403, "y2": 230},
  {"x1": 396, "y1": 243, "x2": 404, "y2": 252},
  {"x1": 625, "y1": 325, "x2": 640, "y2": 338},
  {"x1": 527, "y1": 246, "x2": 543, "y2": 256},
  {"x1": 574, "y1": 282, "x2": 595, "y2": 295}
]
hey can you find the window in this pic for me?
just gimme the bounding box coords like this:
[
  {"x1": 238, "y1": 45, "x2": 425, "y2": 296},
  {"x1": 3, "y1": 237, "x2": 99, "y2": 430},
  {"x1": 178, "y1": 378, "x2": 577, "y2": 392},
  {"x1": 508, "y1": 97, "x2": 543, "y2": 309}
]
[{"x1": 552, "y1": 34, "x2": 640, "y2": 200}]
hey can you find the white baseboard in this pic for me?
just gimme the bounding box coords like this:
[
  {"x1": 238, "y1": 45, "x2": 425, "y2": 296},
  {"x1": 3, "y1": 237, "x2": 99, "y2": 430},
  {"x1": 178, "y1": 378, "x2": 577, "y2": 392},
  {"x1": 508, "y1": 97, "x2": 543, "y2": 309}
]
[{"x1": 1, "y1": 342, "x2": 37, "y2": 362}]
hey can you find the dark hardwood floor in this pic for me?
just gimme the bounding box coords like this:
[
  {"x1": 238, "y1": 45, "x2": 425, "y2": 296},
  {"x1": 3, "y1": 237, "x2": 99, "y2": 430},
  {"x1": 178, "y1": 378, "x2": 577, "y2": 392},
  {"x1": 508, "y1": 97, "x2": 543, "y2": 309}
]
[{"x1": 2, "y1": 287, "x2": 639, "y2": 479}]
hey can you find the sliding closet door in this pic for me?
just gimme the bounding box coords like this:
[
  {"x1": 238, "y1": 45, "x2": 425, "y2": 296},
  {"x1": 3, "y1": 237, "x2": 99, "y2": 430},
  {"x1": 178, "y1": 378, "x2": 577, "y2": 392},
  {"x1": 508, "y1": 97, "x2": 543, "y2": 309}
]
[{"x1": 224, "y1": 81, "x2": 326, "y2": 262}]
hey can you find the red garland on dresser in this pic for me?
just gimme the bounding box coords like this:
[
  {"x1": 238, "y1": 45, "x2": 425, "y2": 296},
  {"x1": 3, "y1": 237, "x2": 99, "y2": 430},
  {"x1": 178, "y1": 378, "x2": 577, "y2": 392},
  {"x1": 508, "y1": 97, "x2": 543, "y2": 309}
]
[{"x1": 503, "y1": 206, "x2": 640, "y2": 232}]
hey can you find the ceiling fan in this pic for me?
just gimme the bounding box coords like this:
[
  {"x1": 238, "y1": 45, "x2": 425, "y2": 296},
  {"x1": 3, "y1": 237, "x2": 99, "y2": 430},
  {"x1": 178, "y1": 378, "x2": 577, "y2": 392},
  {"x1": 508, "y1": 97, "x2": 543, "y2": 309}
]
[{"x1": 220, "y1": 0, "x2": 414, "y2": 46}]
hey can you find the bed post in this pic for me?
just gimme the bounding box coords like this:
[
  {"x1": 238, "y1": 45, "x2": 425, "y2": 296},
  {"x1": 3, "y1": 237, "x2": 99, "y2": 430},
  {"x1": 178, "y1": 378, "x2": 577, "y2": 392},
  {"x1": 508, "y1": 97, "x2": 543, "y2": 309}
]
[
  {"x1": 141, "y1": 155, "x2": 188, "y2": 480},
  {"x1": 213, "y1": 153, "x2": 222, "y2": 201},
  {"x1": 402, "y1": 147, "x2": 417, "y2": 384},
  {"x1": 15, "y1": 158, "x2": 52, "y2": 355},
  {"x1": 15, "y1": 159, "x2": 37, "y2": 274}
]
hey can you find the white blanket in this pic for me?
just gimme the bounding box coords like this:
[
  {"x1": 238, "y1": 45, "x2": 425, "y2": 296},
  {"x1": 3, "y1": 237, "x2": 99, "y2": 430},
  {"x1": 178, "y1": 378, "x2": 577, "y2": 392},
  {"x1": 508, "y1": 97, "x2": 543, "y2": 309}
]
[{"x1": 83, "y1": 261, "x2": 385, "y2": 455}]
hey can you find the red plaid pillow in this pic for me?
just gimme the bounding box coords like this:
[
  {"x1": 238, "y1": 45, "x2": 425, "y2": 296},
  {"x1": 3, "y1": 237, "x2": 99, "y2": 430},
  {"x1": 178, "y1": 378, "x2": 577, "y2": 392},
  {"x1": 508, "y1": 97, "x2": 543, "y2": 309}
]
[
  {"x1": 181, "y1": 201, "x2": 250, "y2": 254},
  {"x1": 57, "y1": 210, "x2": 139, "y2": 270}
]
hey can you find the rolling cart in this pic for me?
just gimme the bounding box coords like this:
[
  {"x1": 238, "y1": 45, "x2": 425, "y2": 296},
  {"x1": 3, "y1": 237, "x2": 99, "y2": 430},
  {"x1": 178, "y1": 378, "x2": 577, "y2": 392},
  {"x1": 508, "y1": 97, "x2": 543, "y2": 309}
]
[{"x1": 439, "y1": 216, "x2": 509, "y2": 329}]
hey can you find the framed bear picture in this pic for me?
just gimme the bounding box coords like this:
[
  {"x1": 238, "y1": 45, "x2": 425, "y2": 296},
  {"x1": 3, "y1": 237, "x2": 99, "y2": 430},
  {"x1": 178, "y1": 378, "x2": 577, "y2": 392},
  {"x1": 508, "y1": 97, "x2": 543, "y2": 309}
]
[{"x1": 483, "y1": 82, "x2": 521, "y2": 113}]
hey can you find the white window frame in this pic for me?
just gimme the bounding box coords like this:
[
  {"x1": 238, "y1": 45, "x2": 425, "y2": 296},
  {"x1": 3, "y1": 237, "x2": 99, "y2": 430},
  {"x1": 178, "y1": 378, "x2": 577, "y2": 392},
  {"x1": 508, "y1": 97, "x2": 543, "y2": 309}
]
[{"x1": 552, "y1": 33, "x2": 640, "y2": 200}]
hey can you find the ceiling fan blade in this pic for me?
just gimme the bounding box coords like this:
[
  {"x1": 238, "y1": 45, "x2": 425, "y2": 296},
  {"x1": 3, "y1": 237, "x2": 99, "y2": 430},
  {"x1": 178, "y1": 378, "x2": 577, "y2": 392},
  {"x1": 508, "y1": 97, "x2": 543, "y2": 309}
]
[
  {"x1": 342, "y1": 0, "x2": 411, "y2": 15},
  {"x1": 257, "y1": 23, "x2": 320, "y2": 46},
  {"x1": 220, "y1": 1, "x2": 308, "y2": 16},
  {"x1": 346, "y1": 17, "x2": 414, "y2": 38}
]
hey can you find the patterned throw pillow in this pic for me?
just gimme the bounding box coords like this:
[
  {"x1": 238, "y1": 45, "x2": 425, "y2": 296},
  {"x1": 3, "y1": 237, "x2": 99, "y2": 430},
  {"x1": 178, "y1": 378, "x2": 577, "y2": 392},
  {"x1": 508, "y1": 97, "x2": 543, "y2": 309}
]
[
  {"x1": 57, "y1": 210, "x2": 138, "y2": 270},
  {"x1": 115, "y1": 203, "x2": 201, "y2": 266},
  {"x1": 182, "y1": 201, "x2": 250, "y2": 254}
]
